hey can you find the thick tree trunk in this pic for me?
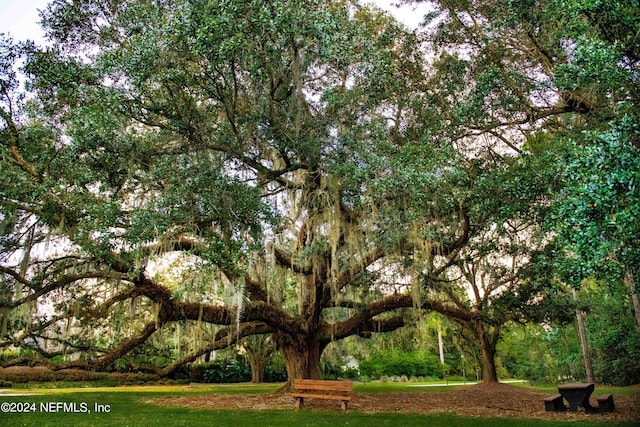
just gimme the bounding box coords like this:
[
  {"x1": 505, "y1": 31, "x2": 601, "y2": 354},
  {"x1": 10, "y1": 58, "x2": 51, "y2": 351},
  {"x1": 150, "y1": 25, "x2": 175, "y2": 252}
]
[
  {"x1": 277, "y1": 333, "x2": 323, "y2": 381},
  {"x1": 472, "y1": 321, "x2": 499, "y2": 383},
  {"x1": 248, "y1": 355, "x2": 265, "y2": 383},
  {"x1": 479, "y1": 341, "x2": 499, "y2": 383},
  {"x1": 243, "y1": 335, "x2": 274, "y2": 384}
]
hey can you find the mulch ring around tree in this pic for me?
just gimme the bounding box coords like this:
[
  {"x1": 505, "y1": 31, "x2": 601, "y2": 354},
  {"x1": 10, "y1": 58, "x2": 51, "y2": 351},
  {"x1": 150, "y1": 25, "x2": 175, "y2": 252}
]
[{"x1": 151, "y1": 382, "x2": 640, "y2": 423}]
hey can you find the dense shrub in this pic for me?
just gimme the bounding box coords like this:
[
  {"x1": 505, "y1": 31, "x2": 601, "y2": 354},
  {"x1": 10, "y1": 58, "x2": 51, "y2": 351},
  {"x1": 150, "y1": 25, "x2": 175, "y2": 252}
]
[
  {"x1": 190, "y1": 352, "x2": 288, "y2": 383},
  {"x1": 263, "y1": 352, "x2": 287, "y2": 383},
  {"x1": 359, "y1": 351, "x2": 446, "y2": 380},
  {"x1": 0, "y1": 366, "x2": 54, "y2": 382},
  {"x1": 192, "y1": 355, "x2": 252, "y2": 383},
  {"x1": 0, "y1": 366, "x2": 158, "y2": 385},
  {"x1": 592, "y1": 327, "x2": 640, "y2": 386},
  {"x1": 587, "y1": 285, "x2": 640, "y2": 386},
  {"x1": 0, "y1": 349, "x2": 32, "y2": 363}
]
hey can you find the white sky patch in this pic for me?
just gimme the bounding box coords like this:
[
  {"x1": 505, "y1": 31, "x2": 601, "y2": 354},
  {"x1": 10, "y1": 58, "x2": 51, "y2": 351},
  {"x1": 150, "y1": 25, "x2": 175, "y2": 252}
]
[
  {"x1": 368, "y1": 0, "x2": 433, "y2": 29},
  {"x1": 0, "y1": 0, "x2": 49, "y2": 42}
]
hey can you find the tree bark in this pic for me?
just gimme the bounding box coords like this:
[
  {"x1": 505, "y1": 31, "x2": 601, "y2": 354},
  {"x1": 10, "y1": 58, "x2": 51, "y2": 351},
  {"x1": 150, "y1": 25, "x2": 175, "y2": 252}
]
[
  {"x1": 438, "y1": 323, "x2": 445, "y2": 365},
  {"x1": 276, "y1": 333, "x2": 324, "y2": 382},
  {"x1": 480, "y1": 342, "x2": 498, "y2": 383},
  {"x1": 624, "y1": 270, "x2": 640, "y2": 334},
  {"x1": 573, "y1": 288, "x2": 595, "y2": 383},
  {"x1": 472, "y1": 320, "x2": 499, "y2": 383},
  {"x1": 248, "y1": 354, "x2": 265, "y2": 383},
  {"x1": 243, "y1": 335, "x2": 274, "y2": 384}
]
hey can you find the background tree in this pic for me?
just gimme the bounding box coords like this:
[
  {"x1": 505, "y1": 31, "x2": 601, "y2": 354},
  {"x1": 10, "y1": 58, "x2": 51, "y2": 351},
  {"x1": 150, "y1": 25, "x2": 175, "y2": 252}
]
[
  {"x1": 240, "y1": 334, "x2": 275, "y2": 383},
  {"x1": 581, "y1": 278, "x2": 640, "y2": 386},
  {"x1": 399, "y1": 0, "x2": 640, "y2": 382},
  {"x1": 550, "y1": 122, "x2": 640, "y2": 327}
]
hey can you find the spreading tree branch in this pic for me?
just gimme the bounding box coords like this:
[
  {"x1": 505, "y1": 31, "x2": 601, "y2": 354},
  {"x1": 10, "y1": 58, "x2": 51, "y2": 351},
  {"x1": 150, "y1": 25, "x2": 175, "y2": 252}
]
[{"x1": 157, "y1": 321, "x2": 273, "y2": 376}]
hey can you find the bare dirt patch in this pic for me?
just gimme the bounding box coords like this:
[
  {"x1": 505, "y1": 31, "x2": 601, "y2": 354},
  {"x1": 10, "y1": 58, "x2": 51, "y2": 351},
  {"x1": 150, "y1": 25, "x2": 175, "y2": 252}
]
[{"x1": 152, "y1": 382, "x2": 640, "y2": 423}]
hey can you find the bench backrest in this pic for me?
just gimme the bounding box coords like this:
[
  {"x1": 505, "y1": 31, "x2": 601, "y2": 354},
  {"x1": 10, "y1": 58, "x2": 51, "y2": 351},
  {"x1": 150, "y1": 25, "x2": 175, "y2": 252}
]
[{"x1": 293, "y1": 379, "x2": 353, "y2": 394}]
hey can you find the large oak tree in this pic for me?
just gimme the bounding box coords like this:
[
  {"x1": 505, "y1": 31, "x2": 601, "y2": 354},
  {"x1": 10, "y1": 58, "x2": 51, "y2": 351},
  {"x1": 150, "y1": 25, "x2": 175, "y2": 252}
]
[{"x1": 1, "y1": 0, "x2": 473, "y2": 381}]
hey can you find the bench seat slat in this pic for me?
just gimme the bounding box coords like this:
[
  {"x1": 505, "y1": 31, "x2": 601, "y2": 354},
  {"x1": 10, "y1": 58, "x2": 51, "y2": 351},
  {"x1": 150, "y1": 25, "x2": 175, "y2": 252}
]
[
  {"x1": 291, "y1": 393, "x2": 352, "y2": 401},
  {"x1": 294, "y1": 384, "x2": 352, "y2": 391},
  {"x1": 293, "y1": 380, "x2": 352, "y2": 392},
  {"x1": 293, "y1": 390, "x2": 351, "y2": 396}
]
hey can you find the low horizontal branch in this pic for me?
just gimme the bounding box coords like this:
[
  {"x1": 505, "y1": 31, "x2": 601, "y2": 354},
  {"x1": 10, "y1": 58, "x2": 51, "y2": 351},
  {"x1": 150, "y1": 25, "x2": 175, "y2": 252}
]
[{"x1": 158, "y1": 321, "x2": 273, "y2": 376}]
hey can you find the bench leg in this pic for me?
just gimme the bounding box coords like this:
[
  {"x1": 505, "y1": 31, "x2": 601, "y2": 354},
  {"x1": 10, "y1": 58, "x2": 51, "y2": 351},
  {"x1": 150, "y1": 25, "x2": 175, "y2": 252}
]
[
  {"x1": 295, "y1": 397, "x2": 303, "y2": 409},
  {"x1": 341, "y1": 400, "x2": 348, "y2": 411}
]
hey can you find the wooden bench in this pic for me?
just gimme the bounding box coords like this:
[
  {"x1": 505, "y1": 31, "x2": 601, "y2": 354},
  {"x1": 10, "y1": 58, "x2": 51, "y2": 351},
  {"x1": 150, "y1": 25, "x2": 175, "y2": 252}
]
[
  {"x1": 543, "y1": 394, "x2": 566, "y2": 412},
  {"x1": 291, "y1": 379, "x2": 353, "y2": 410},
  {"x1": 596, "y1": 394, "x2": 614, "y2": 413}
]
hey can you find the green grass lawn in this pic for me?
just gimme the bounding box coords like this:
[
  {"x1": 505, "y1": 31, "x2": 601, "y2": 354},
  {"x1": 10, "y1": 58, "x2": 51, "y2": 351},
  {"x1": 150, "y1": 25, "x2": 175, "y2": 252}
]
[{"x1": 0, "y1": 383, "x2": 637, "y2": 427}]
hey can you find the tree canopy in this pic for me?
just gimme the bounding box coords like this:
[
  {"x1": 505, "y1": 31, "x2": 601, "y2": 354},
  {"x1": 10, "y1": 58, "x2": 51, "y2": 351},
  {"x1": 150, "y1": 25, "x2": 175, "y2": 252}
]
[
  {"x1": 2, "y1": 0, "x2": 452, "y2": 379},
  {"x1": 1, "y1": 0, "x2": 638, "y2": 384}
]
